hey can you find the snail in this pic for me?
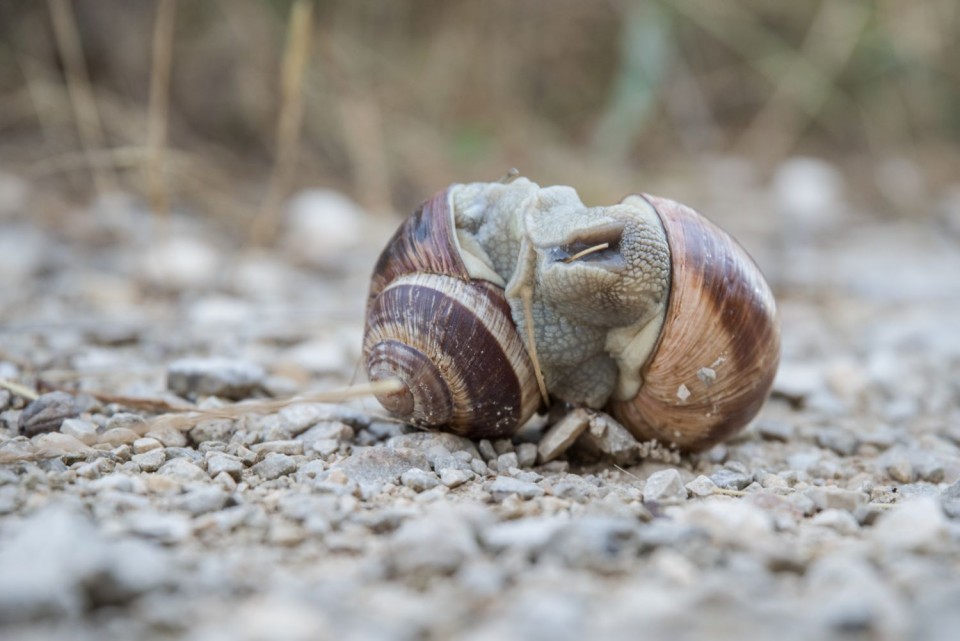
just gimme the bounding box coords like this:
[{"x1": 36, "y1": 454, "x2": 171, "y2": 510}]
[{"x1": 362, "y1": 176, "x2": 780, "y2": 451}]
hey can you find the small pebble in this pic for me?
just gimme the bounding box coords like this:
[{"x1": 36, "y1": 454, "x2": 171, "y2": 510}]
[
  {"x1": 99, "y1": 427, "x2": 140, "y2": 447},
  {"x1": 157, "y1": 458, "x2": 209, "y2": 483},
  {"x1": 643, "y1": 469, "x2": 687, "y2": 503},
  {"x1": 60, "y1": 418, "x2": 99, "y2": 446},
  {"x1": 441, "y1": 468, "x2": 473, "y2": 488},
  {"x1": 166, "y1": 357, "x2": 265, "y2": 400},
  {"x1": 516, "y1": 443, "x2": 538, "y2": 468},
  {"x1": 251, "y1": 440, "x2": 304, "y2": 457},
  {"x1": 132, "y1": 448, "x2": 166, "y2": 472},
  {"x1": 401, "y1": 469, "x2": 440, "y2": 492},
  {"x1": 488, "y1": 476, "x2": 544, "y2": 500},
  {"x1": 18, "y1": 392, "x2": 79, "y2": 437},
  {"x1": 685, "y1": 475, "x2": 718, "y2": 498},
  {"x1": 251, "y1": 453, "x2": 297, "y2": 480},
  {"x1": 206, "y1": 452, "x2": 244, "y2": 480},
  {"x1": 133, "y1": 437, "x2": 163, "y2": 454}
]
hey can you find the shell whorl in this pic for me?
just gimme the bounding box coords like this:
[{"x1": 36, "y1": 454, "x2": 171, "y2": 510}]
[
  {"x1": 608, "y1": 195, "x2": 781, "y2": 452},
  {"x1": 363, "y1": 191, "x2": 541, "y2": 439}
]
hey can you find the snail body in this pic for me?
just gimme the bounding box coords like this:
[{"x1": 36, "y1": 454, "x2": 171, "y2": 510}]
[{"x1": 363, "y1": 177, "x2": 780, "y2": 451}]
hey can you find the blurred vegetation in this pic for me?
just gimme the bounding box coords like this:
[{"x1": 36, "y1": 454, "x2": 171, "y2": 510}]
[{"x1": 0, "y1": 0, "x2": 957, "y2": 223}]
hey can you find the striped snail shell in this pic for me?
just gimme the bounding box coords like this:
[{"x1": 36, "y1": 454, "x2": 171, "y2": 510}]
[
  {"x1": 363, "y1": 178, "x2": 780, "y2": 451},
  {"x1": 605, "y1": 194, "x2": 781, "y2": 451},
  {"x1": 362, "y1": 189, "x2": 541, "y2": 439}
]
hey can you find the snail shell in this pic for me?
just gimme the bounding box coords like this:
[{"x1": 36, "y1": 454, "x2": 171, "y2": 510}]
[
  {"x1": 607, "y1": 194, "x2": 780, "y2": 451},
  {"x1": 363, "y1": 179, "x2": 780, "y2": 451},
  {"x1": 362, "y1": 190, "x2": 541, "y2": 439}
]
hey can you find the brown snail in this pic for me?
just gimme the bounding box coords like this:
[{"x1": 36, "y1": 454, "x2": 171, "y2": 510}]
[{"x1": 362, "y1": 176, "x2": 780, "y2": 451}]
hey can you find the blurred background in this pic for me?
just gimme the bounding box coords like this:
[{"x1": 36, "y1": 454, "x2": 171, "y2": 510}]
[{"x1": 1, "y1": 0, "x2": 958, "y2": 224}]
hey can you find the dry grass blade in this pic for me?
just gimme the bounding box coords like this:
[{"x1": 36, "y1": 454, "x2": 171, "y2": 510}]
[
  {"x1": 0, "y1": 379, "x2": 39, "y2": 401},
  {"x1": 46, "y1": 0, "x2": 118, "y2": 195},
  {"x1": 148, "y1": 378, "x2": 403, "y2": 433},
  {"x1": 251, "y1": 0, "x2": 313, "y2": 245},
  {"x1": 144, "y1": 0, "x2": 178, "y2": 218}
]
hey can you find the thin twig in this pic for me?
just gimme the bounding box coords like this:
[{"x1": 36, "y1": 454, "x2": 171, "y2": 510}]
[
  {"x1": 251, "y1": 0, "x2": 313, "y2": 245},
  {"x1": 145, "y1": 0, "x2": 177, "y2": 218},
  {"x1": 47, "y1": 0, "x2": 118, "y2": 195}
]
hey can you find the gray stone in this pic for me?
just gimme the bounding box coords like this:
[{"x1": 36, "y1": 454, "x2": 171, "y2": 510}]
[
  {"x1": 816, "y1": 429, "x2": 859, "y2": 456},
  {"x1": 478, "y1": 439, "x2": 498, "y2": 462},
  {"x1": 573, "y1": 413, "x2": 641, "y2": 464},
  {"x1": 251, "y1": 440, "x2": 304, "y2": 456},
  {"x1": 297, "y1": 421, "x2": 353, "y2": 445},
  {"x1": 710, "y1": 468, "x2": 754, "y2": 490},
  {"x1": 60, "y1": 418, "x2": 99, "y2": 446},
  {"x1": 0, "y1": 505, "x2": 170, "y2": 621},
  {"x1": 206, "y1": 452, "x2": 244, "y2": 480},
  {"x1": 18, "y1": 391, "x2": 79, "y2": 437},
  {"x1": 685, "y1": 475, "x2": 718, "y2": 497},
  {"x1": 488, "y1": 476, "x2": 544, "y2": 500},
  {"x1": 105, "y1": 412, "x2": 149, "y2": 432},
  {"x1": 99, "y1": 427, "x2": 140, "y2": 447},
  {"x1": 126, "y1": 510, "x2": 192, "y2": 543},
  {"x1": 538, "y1": 409, "x2": 591, "y2": 463},
  {"x1": 387, "y1": 432, "x2": 481, "y2": 460},
  {"x1": 756, "y1": 420, "x2": 794, "y2": 442},
  {"x1": 386, "y1": 506, "x2": 482, "y2": 578},
  {"x1": 157, "y1": 457, "x2": 209, "y2": 483},
  {"x1": 251, "y1": 452, "x2": 297, "y2": 480},
  {"x1": 32, "y1": 432, "x2": 94, "y2": 459},
  {"x1": 940, "y1": 479, "x2": 960, "y2": 518},
  {"x1": 400, "y1": 468, "x2": 440, "y2": 492},
  {"x1": 811, "y1": 508, "x2": 860, "y2": 534},
  {"x1": 145, "y1": 424, "x2": 187, "y2": 448},
  {"x1": 496, "y1": 452, "x2": 519, "y2": 472},
  {"x1": 440, "y1": 468, "x2": 472, "y2": 488},
  {"x1": 166, "y1": 357, "x2": 265, "y2": 400},
  {"x1": 516, "y1": 442, "x2": 538, "y2": 468},
  {"x1": 132, "y1": 448, "x2": 166, "y2": 472},
  {"x1": 544, "y1": 517, "x2": 640, "y2": 573},
  {"x1": 643, "y1": 469, "x2": 687, "y2": 503},
  {"x1": 133, "y1": 437, "x2": 163, "y2": 454},
  {"x1": 332, "y1": 447, "x2": 430, "y2": 488},
  {"x1": 188, "y1": 418, "x2": 235, "y2": 444},
  {"x1": 171, "y1": 486, "x2": 228, "y2": 515},
  {"x1": 804, "y1": 486, "x2": 868, "y2": 514},
  {"x1": 870, "y1": 498, "x2": 949, "y2": 551},
  {"x1": 480, "y1": 516, "x2": 566, "y2": 553}
]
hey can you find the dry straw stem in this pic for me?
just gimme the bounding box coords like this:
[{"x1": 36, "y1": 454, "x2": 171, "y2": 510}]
[
  {"x1": 46, "y1": 0, "x2": 118, "y2": 195},
  {"x1": 147, "y1": 378, "x2": 403, "y2": 433},
  {"x1": 144, "y1": 0, "x2": 178, "y2": 218},
  {"x1": 0, "y1": 379, "x2": 40, "y2": 402},
  {"x1": 251, "y1": 0, "x2": 313, "y2": 245}
]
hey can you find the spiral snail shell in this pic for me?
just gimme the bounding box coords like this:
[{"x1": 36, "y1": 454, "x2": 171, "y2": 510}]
[{"x1": 363, "y1": 177, "x2": 780, "y2": 451}]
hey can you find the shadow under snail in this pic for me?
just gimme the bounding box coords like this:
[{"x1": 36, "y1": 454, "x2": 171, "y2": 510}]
[{"x1": 362, "y1": 175, "x2": 780, "y2": 452}]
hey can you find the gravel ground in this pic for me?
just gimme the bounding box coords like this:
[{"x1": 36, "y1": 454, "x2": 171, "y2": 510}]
[{"x1": 2, "y1": 167, "x2": 960, "y2": 641}]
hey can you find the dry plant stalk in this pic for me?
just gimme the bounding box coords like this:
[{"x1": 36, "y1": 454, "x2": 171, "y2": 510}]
[
  {"x1": 144, "y1": 0, "x2": 178, "y2": 218},
  {"x1": 46, "y1": 0, "x2": 118, "y2": 195},
  {"x1": 251, "y1": 0, "x2": 313, "y2": 245},
  {"x1": 147, "y1": 378, "x2": 403, "y2": 433}
]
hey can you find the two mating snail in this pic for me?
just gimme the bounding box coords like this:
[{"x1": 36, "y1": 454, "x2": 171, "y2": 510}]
[{"x1": 362, "y1": 176, "x2": 780, "y2": 452}]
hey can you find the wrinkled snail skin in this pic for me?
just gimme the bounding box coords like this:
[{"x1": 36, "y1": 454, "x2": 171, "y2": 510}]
[{"x1": 363, "y1": 178, "x2": 781, "y2": 449}]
